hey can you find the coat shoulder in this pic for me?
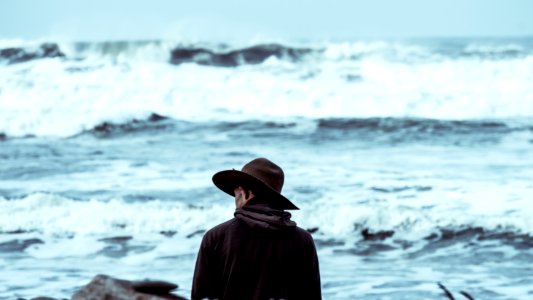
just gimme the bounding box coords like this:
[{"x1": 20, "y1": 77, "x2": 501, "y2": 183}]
[
  {"x1": 294, "y1": 226, "x2": 315, "y2": 242},
  {"x1": 203, "y1": 218, "x2": 237, "y2": 239}
]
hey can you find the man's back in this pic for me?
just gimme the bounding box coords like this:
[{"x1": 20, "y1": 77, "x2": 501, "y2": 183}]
[
  {"x1": 192, "y1": 158, "x2": 321, "y2": 300},
  {"x1": 192, "y1": 208, "x2": 321, "y2": 300}
]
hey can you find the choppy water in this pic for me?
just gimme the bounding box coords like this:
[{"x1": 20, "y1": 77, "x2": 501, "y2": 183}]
[{"x1": 1, "y1": 38, "x2": 533, "y2": 299}]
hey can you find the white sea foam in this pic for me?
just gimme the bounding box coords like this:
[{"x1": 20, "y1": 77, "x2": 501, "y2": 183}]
[
  {"x1": 0, "y1": 193, "x2": 232, "y2": 236},
  {"x1": 0, "y1": 38, "x2": 46, "y2": 48},
  {"x1": 323, "y1": 41, "x2": 433, "y2": 60},
  {"x1": 463, "y1": 43, "x2": 524, "y2": 54},
  {"x1": 1, "y1": 40, "x2": 533, "y2": 137},
  {"x1": 1, "y1": 192, "x2": 531, "y2": 241},
  {"x1": 57, "y1": 41, "x2": 176, "y2": 62}
]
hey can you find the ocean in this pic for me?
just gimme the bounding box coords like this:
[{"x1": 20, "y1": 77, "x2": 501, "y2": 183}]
[{"x1": 1, "y1": 37, "x2": 532, "y2": 299}]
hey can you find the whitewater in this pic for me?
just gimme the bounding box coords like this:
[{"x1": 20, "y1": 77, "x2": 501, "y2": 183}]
[
  {"x1": 1, "y1": 38, "x2": 533, "y2": 137},
  {"x1": 1, "y1": 37, "x2": 532, "y2": 299}
]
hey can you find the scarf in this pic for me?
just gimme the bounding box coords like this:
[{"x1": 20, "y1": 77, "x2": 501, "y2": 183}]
[{"x1": 234, "y1": 203, "x2": 296, "y2": 231}]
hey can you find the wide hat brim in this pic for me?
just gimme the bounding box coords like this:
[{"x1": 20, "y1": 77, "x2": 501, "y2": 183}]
[{"x1": 212, "y1": 170, "x2": 299, "y2": 210}]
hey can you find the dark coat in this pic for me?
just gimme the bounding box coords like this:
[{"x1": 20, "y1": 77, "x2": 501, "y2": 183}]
[{"x1": 191, "y1": 203, "x2": 321, "y2": 300}]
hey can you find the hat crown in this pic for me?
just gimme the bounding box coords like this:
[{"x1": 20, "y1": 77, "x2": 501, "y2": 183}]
[
  {"x1": 241, "y1": 158, "x2": 284, "y2": 193},
  {"x1": 211, "y1": 157, "x2": 299, "y2": 210}
]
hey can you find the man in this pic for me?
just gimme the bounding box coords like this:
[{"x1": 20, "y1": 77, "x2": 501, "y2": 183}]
[{"x1": 192, "y1": 158, "x2": 321, "y2": 300}]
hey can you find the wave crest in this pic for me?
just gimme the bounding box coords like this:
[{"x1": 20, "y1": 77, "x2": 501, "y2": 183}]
[
  {"x1": 169, "y1": 43, "x2": 313, "y2": 67},
  {"x1": 1, "y1": 193, "x2": 531, "y2": 242},
  {"x1": 1, "y1": 39, "x2": 533, "y2": 137}
]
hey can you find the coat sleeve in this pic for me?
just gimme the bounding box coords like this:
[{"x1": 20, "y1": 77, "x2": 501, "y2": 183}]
[
  {"x1": 306, "y1": 235, "x2": 322, "y2": 300},
  {"x1": 191, "y1": 232, "x2": 216, "y2": 300}
]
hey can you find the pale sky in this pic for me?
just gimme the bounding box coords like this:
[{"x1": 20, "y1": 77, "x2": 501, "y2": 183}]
[{"x1": 1, "y1": 0, "x2": 532, "y2": 42}]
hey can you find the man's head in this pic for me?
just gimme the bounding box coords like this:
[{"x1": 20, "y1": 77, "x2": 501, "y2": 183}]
[
  {"x1": 233, "y1": 186, "x2": 255, "y2": 208},
  {"x1": 212, "y1": 157, "x2": 299, "y2": 210}
]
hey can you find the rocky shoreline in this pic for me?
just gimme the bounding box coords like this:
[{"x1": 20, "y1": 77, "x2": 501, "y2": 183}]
[
  {"x1": 18, "y1": 274, "x2": 187, "y2": 300},
  {"x1": 17, "y1": 274, "x2": 475, "y2": 300}
]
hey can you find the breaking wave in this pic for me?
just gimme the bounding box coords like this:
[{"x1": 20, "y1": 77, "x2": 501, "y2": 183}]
[
  {"x1": 1, "y1": 38, "x2": 533, "y2": 137},
  {"x1": 1, "y1": 193, "x2": 531, "y2": 244},
  {"x1": 169, "y1": 44, "x2": 313, "y2": 67}
]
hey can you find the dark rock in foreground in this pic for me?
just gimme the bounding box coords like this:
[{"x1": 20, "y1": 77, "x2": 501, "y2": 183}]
[{"x1": 72, "y1": 274, "x2": 187, "y2": 300}]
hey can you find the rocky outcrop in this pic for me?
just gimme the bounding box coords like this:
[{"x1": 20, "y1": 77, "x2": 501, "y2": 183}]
[
  {"x1": 0, "y1": 43, "x2": 65, "y2": 64},
  {"x1": 71, "y1": 274, "x2": 187, "y2": 300}
]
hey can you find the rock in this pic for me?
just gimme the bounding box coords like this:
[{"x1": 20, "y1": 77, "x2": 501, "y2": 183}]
[
  {"x1": 71, "y1": 274, "x2": 187, "y2": 300},
  {"x1": 361, "y1": 228, "x2": 395, "y2": 241},
  {"x1": 148, "y1": 113, "x2": 168, "y2": 122},
  {"x1": 0, "y1": 43, "x2": 65, "y2": 64}
]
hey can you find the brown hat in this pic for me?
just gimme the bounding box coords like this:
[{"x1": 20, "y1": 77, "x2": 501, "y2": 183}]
[{"x1": 212, "y1": 158, "x2": 299, "y2": 210}]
